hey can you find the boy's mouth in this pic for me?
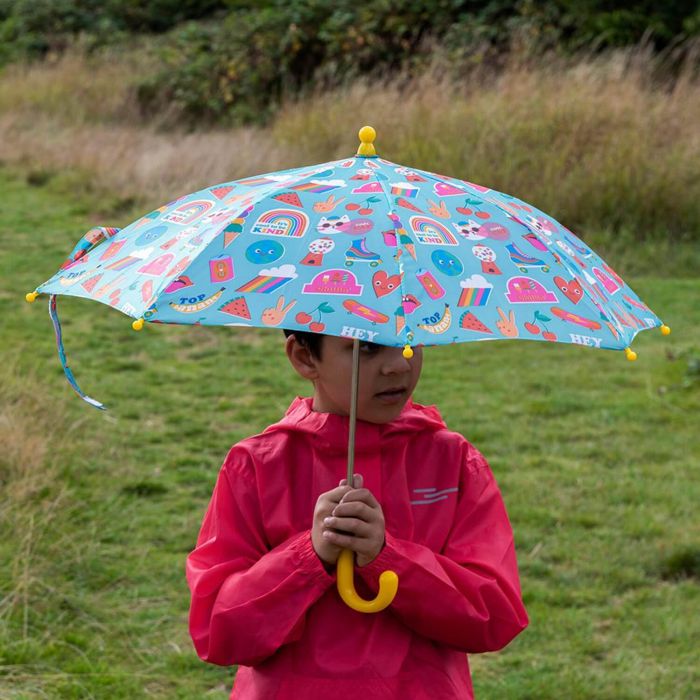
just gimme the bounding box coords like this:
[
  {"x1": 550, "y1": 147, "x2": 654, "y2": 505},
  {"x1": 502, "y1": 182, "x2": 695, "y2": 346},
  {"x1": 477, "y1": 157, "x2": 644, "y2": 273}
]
[{"x1": 374, "y1": 387, "x2": 408, "y2": 403}]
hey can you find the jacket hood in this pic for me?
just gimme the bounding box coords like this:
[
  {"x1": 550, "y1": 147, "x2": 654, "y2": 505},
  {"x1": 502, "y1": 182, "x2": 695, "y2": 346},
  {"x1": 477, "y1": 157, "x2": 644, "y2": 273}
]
[{"x1": 263, "y1": 396, "x2": 446, "y2": 452}]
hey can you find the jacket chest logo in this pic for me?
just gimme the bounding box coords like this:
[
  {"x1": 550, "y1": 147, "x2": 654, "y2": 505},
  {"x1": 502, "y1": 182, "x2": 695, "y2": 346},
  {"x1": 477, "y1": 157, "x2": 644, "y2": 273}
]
[{"x1": 410, "y1": 486, "x2": 458, "y2": 505}]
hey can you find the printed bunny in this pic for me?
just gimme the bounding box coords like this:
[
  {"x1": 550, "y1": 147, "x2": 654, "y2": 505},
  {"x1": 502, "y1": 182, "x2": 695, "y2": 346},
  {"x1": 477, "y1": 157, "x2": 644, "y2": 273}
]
[
  {"x1": 313, "y1": 194, "x2": 346, "y2": 213},
  {"x1": 495, "y1": 307, "x2": 519, "y2": 337},
  {"x1": 262, "y1": 296, "x2": 297, "y2": 326},
  {"x1": 427, "y1": 199, "x2": 450, "y2": 219}
]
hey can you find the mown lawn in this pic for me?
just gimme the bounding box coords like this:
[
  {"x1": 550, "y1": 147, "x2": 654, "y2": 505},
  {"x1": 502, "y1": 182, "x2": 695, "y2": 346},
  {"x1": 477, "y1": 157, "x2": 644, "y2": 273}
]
[{"x1": 1, "y1": 167, "x2": 699, "y2": 698}]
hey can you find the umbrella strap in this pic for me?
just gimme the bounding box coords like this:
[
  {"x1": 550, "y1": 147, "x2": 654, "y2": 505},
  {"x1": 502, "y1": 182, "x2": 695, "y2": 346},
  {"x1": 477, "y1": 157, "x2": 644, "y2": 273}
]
[{"x1": 48, "y1": 294, "x2": 106, "y2": 411}]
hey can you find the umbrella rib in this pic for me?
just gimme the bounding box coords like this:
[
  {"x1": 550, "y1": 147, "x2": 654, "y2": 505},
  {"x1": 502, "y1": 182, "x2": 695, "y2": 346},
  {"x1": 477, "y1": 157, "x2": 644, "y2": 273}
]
[{"x1": 366, "y1": 158, "x2": 414, "y2": 347}]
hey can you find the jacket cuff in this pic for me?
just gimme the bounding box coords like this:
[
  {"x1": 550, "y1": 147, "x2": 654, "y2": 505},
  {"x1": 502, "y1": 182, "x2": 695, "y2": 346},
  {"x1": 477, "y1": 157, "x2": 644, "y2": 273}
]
[
  {"x1": 290, "y1": 530, "x2": 337, "y2": 584},
  {"x1": 357, "y1": 530, "x2": 403, "y2": 587}
]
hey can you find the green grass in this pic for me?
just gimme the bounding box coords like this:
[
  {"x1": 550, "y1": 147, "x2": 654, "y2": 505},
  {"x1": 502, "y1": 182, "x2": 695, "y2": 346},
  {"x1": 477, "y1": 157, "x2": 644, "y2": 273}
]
[{"x1": 1, "y1": 166, "x2": 699, "y2": 698}]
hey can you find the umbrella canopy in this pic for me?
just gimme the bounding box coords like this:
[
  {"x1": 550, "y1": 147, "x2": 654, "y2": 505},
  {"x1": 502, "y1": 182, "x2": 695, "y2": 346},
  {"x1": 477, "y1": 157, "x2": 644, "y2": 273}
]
[
  {"x1": 30, "y1": 127, "x2": 667, "y2": 362},
  {"x1": 26, "y1": 126, "x2": 670, "y2": 613}
]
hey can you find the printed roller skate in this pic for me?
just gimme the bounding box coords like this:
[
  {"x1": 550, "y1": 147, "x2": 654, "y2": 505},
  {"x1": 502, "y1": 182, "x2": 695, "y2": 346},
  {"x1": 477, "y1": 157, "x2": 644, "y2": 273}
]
[
  {"x1": 506, "y1": 243, "x2": 550, "y2": 273},
  {"x1": 345, "y1": 238, "x2": 382, "y2": 268}
]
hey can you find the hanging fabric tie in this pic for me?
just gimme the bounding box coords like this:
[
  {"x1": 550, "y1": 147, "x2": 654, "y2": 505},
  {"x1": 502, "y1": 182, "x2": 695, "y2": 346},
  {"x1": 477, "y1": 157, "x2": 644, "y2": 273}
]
[{"x1": 49, "y1": 294, "x2": 106, "y2": 410}]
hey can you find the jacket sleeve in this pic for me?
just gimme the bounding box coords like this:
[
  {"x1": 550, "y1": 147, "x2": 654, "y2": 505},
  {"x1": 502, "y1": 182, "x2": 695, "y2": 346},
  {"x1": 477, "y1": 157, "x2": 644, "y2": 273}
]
[
  {"x1": 358, "y1": 444, "x2": 528, "y2": 653},
  {"x1": 186, "y1": 446, "x2": 336, "y2": 667}
]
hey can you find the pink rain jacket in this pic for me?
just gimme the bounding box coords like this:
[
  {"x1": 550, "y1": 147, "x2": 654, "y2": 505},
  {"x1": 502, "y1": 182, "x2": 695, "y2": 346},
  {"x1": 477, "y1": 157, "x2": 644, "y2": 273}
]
[{"x1": 187, "y1": 397, "x2": 528, "y2": 699}]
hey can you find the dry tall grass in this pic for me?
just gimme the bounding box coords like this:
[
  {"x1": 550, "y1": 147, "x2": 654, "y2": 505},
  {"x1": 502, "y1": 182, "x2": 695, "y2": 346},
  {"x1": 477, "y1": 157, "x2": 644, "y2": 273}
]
[
  {"x1": 0, "y1": 45, "x2": 698, "y2": 238},
  {"x1": 0, "y1": 360, "x2": 73, "y2": 643}
]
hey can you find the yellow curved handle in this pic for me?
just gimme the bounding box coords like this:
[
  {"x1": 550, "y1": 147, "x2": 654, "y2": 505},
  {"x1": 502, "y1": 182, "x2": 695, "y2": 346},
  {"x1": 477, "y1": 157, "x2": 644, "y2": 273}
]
[{"x1": 336, "y1": 549, "x2": 398, "y2": 613}]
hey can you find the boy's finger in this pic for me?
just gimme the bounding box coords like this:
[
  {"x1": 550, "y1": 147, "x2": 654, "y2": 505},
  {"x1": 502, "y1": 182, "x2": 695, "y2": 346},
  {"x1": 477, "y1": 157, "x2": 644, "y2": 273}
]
[
  {"x1": 326, "y1": 484, "x2": 354, "y2": 501},
  {"x1": 324, "y1": 516, "x2": 371, "y2": 538},
  {"x1": 339, "y1": 474, "x2": 363, "y2": 488},
  {"x1": 339, "y1": 487, "x2": 380, "y2": 509},
  {"x1": 332, "y1": 500, "x2": 377, "y2": 522}
]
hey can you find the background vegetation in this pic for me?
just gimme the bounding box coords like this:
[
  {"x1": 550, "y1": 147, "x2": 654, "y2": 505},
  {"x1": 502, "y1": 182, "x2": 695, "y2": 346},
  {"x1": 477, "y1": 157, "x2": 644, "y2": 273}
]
[
  {"x1": 1, "y1": 1, "x2": 699, "y2": 125},
  {"x1": 1, "y1": 1, "x2": 699, "y2": 698}
]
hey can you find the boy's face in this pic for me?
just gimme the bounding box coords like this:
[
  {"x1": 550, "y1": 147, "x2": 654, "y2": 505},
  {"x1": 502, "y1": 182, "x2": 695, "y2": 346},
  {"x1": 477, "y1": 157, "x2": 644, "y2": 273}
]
[{"x1": 286, "y1": 335, "x2": 423, "y2": 424}]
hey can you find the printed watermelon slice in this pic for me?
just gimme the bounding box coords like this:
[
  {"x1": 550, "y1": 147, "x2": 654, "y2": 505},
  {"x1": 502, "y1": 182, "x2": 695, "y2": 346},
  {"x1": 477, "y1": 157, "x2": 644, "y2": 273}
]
[
  {"x1": 459, "y1": 311, "x2": 492, "y2": 334},
  {"x1": 219, "y1": 296, "x2": 251, "y2": 319},
  {"x1": 273, "y1": 192, "x2": 303, "y2": 207},
  {"x1": 81, "y1": 273, "x2": 103, "y2": 293},
  {"x1": 211, "y1": 185, "x2": 234, "y2": 200}
]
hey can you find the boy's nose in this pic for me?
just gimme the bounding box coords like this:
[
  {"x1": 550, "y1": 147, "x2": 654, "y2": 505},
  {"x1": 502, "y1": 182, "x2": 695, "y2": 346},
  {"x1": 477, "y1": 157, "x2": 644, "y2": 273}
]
[{"x1": 380, "y1": 347, "x2": 412, "y2": 374}]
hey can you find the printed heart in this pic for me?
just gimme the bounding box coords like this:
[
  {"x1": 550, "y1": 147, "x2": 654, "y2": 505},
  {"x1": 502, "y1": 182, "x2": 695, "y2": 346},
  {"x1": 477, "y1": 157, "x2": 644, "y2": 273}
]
[
  {"x1": 141, "y1": 279, "x2": 153, "y2": 304},
  {"x1": 554, "y1": 275, "x2": 583, "y2": 305},
  {"x1": 433, "y1": 182, "x2": 464, "y2": 197},
  {"x1": 372, "y1": 270, "x2": 402, "y2": 298}
]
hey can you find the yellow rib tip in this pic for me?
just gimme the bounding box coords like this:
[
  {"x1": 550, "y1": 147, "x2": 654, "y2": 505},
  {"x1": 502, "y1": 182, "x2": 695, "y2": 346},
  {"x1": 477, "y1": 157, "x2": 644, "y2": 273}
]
[
  {"x1": 357, "y1": 125, "x2": 377, "y2": 156},
  {"x1": 661, "y1": 325, "x2": 671, "y2": 336},
  {"x1": 132, "y1": 318, "x2": 145, "y2": 331},
  {"x1": 625, "y1": 347, "x2": 637, "y2": 361},
  {"x1": 403, "y1": 344, "x2": 413, "y2": 359},
  {"x1": 25, "y1": 291, "x2": 39, "y2": 303}
]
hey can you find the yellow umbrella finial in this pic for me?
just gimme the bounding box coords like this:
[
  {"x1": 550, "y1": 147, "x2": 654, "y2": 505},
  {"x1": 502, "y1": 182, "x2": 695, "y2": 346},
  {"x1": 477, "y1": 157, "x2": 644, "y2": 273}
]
[
  {"x1": 625, "y1": 347, "x2": 637, "y2": 361},
  {"x1": 661, "y1": 325, "x2": 671, "y2": 336},
  {"x1": 357, "y1": 126, "x2": 377, "y2": 156}
]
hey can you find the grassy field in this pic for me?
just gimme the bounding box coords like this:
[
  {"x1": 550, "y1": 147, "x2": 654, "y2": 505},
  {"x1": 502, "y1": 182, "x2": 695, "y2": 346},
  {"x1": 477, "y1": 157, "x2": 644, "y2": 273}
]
[{"x1": 1, "y1": 160, "x2": 699, "y2": 700}]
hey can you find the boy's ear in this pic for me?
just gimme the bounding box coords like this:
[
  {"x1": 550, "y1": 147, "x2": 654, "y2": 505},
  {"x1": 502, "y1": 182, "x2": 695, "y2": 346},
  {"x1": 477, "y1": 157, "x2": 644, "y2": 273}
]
[{"x1": 285, "y1": 334, "x2": 320, "y2": 380}]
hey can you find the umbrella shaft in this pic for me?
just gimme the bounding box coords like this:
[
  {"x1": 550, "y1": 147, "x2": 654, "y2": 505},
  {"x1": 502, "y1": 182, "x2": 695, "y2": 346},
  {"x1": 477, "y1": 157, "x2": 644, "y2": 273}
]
[{"x1": 347, "y1": 338, "x2": 360, "y2": 484}]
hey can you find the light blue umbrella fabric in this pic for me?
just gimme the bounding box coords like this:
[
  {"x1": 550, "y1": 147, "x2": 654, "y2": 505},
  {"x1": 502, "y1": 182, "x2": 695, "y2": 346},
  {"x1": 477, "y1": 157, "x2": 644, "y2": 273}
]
[{"x1": 34, "y1": 151, "x2": 664, "y2": 408}]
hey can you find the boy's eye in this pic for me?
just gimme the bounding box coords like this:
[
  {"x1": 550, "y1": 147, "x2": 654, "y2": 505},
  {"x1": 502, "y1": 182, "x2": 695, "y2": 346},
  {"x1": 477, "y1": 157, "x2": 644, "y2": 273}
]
[{"x1": 360, "y1": 341, "x2": 380, "y2": 353}]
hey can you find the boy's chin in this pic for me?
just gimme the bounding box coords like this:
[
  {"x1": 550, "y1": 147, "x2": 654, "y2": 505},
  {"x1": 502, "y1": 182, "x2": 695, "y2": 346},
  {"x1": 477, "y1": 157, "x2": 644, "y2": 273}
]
[{"x1": 358, "y1": 397, "x2": 409, "y2": 424}]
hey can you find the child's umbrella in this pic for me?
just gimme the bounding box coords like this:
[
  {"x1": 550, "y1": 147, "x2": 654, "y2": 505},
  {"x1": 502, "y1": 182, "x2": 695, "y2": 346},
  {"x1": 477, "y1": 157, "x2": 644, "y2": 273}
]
[{"x1": 26, "y1": 126, "x2": 670, "y2": 613}]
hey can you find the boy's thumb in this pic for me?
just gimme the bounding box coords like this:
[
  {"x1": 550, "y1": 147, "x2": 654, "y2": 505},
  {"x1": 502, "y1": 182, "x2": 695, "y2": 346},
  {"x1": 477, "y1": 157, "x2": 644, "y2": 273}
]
[{"x1": 339, "y1": 474, "x2": 363, "y2": 488}]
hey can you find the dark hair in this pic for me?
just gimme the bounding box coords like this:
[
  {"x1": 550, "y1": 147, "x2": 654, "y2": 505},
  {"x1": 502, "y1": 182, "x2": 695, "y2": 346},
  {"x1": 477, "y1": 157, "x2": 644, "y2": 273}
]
[{"x1": 283, "y1": 329, "x2": 324, "y2": 359}]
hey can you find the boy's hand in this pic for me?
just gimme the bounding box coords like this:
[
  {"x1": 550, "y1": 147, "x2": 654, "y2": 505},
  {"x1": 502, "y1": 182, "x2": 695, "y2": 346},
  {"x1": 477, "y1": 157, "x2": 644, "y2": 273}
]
[
  {"x1": 321, "y1": 474, "x2": 386, "y2": 568},
  {"x1": 312, "y1": 482, "x2": 355, "y2": 568}
]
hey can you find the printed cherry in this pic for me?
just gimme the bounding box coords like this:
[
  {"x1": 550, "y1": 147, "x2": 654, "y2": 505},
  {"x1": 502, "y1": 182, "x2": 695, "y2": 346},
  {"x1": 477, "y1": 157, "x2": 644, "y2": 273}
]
[
  {"x1": 542, "y1": 331, "x2": 557, "y2": 341},
  {"x1": 309, "y1": 322, "x2": 325, "y2": 332},
  {"x1": 456, "y1": 199, "x2": 473, "y2": 215},
  {"x1": 346, "y1": 203, "x2": 360, "y2": 211},
  {"x1": 524, "y1": 322, "x2": 540, "y2": 334},
  {"x1": 475, "y1": 211, "x2": 491, "y2": 220},
  {"x1": 295, "y1": 312, "x2": 312, "y2": 324}
]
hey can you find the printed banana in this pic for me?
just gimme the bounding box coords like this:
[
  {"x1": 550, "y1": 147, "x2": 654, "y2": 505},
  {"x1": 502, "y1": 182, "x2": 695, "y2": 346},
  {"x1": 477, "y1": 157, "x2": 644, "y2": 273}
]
[
  {"x1": 169, "y1": 288, "x2": 225, "y2": 313},
  {"x1": 417, "y1": 304, "x2": 452, "y2": 334}
]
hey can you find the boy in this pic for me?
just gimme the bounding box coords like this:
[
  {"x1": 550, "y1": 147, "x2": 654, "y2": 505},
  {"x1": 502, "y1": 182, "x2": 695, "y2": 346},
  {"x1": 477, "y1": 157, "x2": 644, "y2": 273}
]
[{"x1": 186, "y1": 331, "x2": 528, "y2": 699}]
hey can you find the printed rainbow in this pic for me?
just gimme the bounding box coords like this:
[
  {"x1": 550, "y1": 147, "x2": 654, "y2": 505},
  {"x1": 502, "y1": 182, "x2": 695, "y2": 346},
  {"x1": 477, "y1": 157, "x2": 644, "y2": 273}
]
[
  {"x1": 409, "y1": 216, "x2": 458, "y2": 246},
  {"x1": 291, "y1": 182, "x2": 340, "y2": 193},
  {"x1": 458, "y1": 286, "x2": 492, "y2": 307},
  {"x1": 251, "y1": 209, "x2": 309, "y2": 238},
  {"x1": 236, "y1": 274, "x2": 294, "y2": 294},
  {"x1": 163, "y1": 200, "x2": 213, "y2": 225}
]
